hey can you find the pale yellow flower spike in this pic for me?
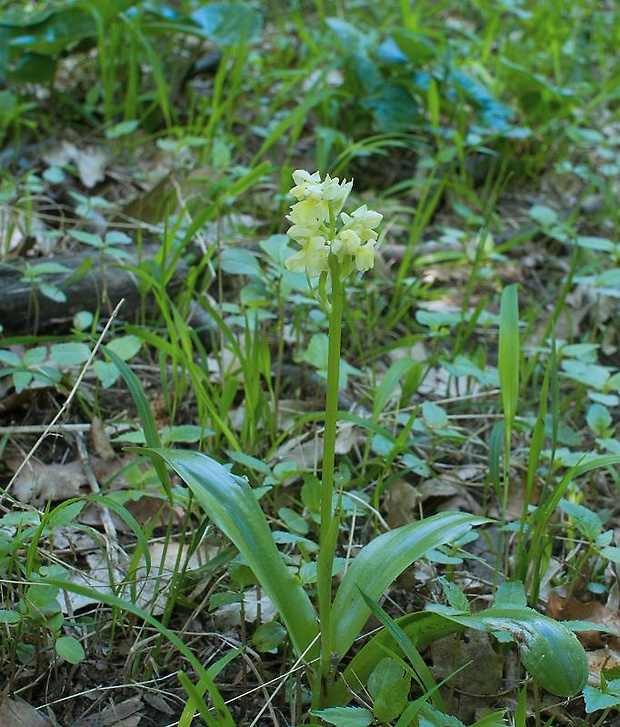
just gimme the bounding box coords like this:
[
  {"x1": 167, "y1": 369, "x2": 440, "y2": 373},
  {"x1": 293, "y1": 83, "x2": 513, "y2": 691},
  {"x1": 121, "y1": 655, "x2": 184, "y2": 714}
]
[{"x1": 285, "y1": 170, "x2": 382, "y2": 278}]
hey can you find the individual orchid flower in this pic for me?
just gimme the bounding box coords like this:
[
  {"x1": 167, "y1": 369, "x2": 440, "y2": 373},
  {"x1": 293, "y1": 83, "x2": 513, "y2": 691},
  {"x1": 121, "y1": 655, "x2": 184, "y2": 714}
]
[{"x1": 285, "y1": 235, "x2": 330, "y2": 276}]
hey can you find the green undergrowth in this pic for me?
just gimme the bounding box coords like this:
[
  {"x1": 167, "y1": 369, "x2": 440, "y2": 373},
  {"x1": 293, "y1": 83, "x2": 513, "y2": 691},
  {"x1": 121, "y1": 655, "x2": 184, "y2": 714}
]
[{"x1": 1, "y1": 1, "x2": 620, "y2": 725}]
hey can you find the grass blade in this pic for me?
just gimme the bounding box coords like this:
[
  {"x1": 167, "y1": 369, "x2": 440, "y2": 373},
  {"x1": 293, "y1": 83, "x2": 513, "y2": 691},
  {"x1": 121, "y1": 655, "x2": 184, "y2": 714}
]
[{"x1": 498, "y1": 283, "x2": 520, "y2": 431}]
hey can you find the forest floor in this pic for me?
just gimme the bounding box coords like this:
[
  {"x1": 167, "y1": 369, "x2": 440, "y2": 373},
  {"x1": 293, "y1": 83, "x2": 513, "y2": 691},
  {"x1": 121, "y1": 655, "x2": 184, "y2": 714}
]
[{"x1": 1, "y1": 2, "x2": 620, "y2": 726}]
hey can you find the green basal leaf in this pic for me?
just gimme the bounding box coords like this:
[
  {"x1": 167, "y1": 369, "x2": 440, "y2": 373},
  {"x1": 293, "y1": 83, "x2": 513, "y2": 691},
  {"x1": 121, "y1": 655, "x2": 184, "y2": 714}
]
[
  {"x1": 493, "y1": 580, "x2": 527, "y2": 608},
  {"x1": 330, "y1": 511, "x2": 485, "y2": 659},
  {"x1": 330, "y1": 602, "x2": 588, "y2": 704},
  {"x1": 39, "y1": 282, "x2": 66, "y2": 302},
  {"x1": 146, "y1": 448, "x2": 318, "y2": 659},
  {"x1": 439, "y1": 606, "x2": 589, "y2": 697},
  {"x1": 191, "y1": 2, "x2": 263, "y2": 45},
  {"x1": 221, "y1": 247, "x2": 261, "y2": 277}
]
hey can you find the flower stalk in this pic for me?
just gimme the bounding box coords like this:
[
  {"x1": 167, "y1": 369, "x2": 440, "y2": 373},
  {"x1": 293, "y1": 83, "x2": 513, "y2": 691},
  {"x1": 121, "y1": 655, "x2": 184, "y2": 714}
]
[
  {"x1": 316, "y1": 252, "x2": 343, "y2": 700},
  {"x1": 284, "y1": 170, "x2": 382, "y2": 705}
]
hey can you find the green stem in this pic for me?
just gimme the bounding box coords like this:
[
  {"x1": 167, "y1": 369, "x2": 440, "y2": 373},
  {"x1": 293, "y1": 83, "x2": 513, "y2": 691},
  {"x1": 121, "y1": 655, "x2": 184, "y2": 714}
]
[{"x1": 315, "y1": 254, "x2": 344, "y2": 706}]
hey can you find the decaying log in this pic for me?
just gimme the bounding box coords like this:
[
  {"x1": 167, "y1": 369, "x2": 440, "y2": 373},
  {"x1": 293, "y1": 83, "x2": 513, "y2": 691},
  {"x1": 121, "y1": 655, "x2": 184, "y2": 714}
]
[{"x1": 0, "y1": 246, "x2": 194, "y2": 336}]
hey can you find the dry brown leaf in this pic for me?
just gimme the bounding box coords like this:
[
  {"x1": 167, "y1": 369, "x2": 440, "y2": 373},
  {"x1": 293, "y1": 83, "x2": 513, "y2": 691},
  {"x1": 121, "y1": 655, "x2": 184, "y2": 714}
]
[
  {"x1": 90, "y1": 418, "x2": 116, "y2": 461},
  {"x1": 109, "y1": 718, "x2": 140, "y2": 727},
  {"x1": 0, "y1": 698, "x2": 54, "y2": 727},
  {"x1": 132, "y1": 540, "x2": 218, "y2": 615},
  {"x1": 76, "y1": 147, "x2": 108, "y2": 188},
  {"x1": 43, "y1": 139, "x2": 78, "y2": 168},
  {"x1": 142, "y1": 693, "x2": 174, "y2": 716},
  {"x1": 430, "y1": 631, "x2": 506, "y2": 722},
  {"x1": 69, "y1": 698, "x2": 142, "y2": 727},
  {"x1": 8, "y1": 457, "x2": 86, "y2": 506},
  {"x1": 547, "y1": 592, "x2": 620, "y2": 649},
  {"x1": 418, "y1": 366, "x2": 481, "y2": 398},
  {"x1": 276, "y1": 399, "x2": 317, "y2": 431},
  {"x1": 43, "y1": 140, "x2": 108, "y2": 188},
  {"x1": 271, "y1": 433, "x2": 323, "y2": 480},
  {"x1": 385, "y1": 480, "x2": 421, "y2": 527},
  {"x1": 334, "y1": 422, "x2": 359, "y2": 454},
  {"x1": 587, "y1": 647, "x2": 620, "y2": 682},
  {"x1": 61, "y1": 550, "x2": 127, "y2": 613}
]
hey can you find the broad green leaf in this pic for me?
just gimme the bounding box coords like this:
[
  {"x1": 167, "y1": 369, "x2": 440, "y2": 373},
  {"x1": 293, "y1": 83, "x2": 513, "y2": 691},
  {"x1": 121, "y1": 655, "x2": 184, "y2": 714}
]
[
  {"x1": 494, "y1": 581, "x2": 527, "y2": 608},
  {"x1": 10, "y1": 52, "x2": 56, "y2": 82},
  {"x1": 330, "y1": 601, "x2": 588, "y2": 703},
  {"x1": 279, "y1": 506, "x2": 309, "y2": 535},
  {"x1": 55, "y1": 635, "x2": 85, "y2": 664},
  {"x1": 24, "y1": 262, "x2": 71, "y2": 276},
  {"x1": 23, "y1": 583, "x2": 60, "y2": 614},
  {"x1": 0, "y1": 349, "x2": 20, "y2": 365},
  {"x1": 392, "y1": 29, "x2": 438, "y2": 64},
  {"x1": 105, "y1": 120, "x2": 140, "y2": 139},
  {"x1": 311, "y1": 707, "x2": 373, "y2": 727},
  {"x1": 50, "y1": 342, "x2": 91, "y2": 366},
  {"x1": 438, "y1": 576, "x2": 469, "y2": 612},
  {"x1": 104, "y1": 231, "x2": 132, "y2": 245},
  {"x1": 368, "y1": 657, "x2": 410, "y2": 723},
  {"x1": 575, "y1": 235, "x2": 614, "y2": 252},
  {"x1": 0, "y1": 609, "x2": 20, "y2": 624},
  {"x1": 73, "y1": 310, "x2": 94, "y2": 330},
  {"x1": 418, "y1": 704, "x2": 466, "y2": 727},
  {"x1": 559, "y1": 499, "x2": 602, "y2": 541},
  {"x1": 13, "y1": 370, "x2": 33, "y2": 393},
  {"x1": 146, "y1": 448, "x2": 318, "y2": 658},
  {"x1": 583, "y1": 681, "x2": 620, "y2": 713},
  {"x1": 39, "y1": 282, "x2": 66, "y2": 302},
  {"x1": 361, "y1": 591, "x2": 443, "y2": 709},
  {"x1": 95, "y1": 337, "x2": 141, "y2": 387},
  {"x1": 23, "y1": 346, "x2": 47, "y2": 365},
  {"x1": 586, "y1": 403, "x2": 612, "y2": 436},
  {"x1": 330, "y1": 511, "x2": 484, "y2": 658},
  {"x1": 191, "y1": 3, "x2": 262, "y2": 45},
  {"x1": 252, "y1": 621, "x2": 287, "y2": 652},
  {"x1": 422, "y1": 401, "x2": 448, "y2": 428},
  {"x1": 106, "y1": 335, "x2": 141, "y2": 361},
  {"x1": 326, "y1": 611, "x2": 453, "y2": 706},
  {"x1": 221, "y1": 248, "x2": 261, "y2": 277},
  {"x1": 93, "y1": 360, "x2": 121, "y2": 388},
  {"x1": 44, "y1": 501, "x2": 84, "y2": 530},
  {"x1": 529, "y1": 204, "x2": 557, "y2": 227},
  {"x1": 69, "y1": 229, "x2": 103, "y2": 246}
]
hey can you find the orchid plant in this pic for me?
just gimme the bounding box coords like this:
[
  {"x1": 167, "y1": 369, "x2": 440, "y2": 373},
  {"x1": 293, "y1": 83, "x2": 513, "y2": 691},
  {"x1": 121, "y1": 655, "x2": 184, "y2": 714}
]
[
  {"x1": 285, "y1": 170, "x2": 383, "y2": 699},
  {"x1": 117, "y1": 172, "x2": 590, "y2": 723}
]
